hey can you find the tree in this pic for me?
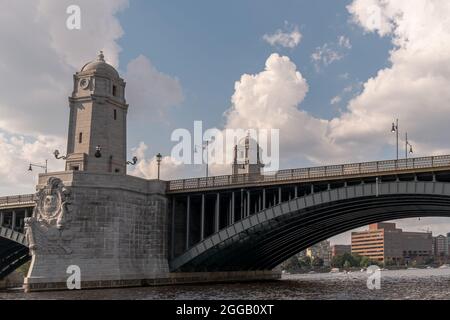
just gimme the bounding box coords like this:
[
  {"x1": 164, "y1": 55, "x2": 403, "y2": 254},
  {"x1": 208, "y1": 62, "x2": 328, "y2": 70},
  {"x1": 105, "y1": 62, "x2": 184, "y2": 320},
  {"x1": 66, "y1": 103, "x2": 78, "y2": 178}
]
[
  {"x1": 299, "y1": 256, "x2": 312, "y2": 268},
  {"x1": 343, "y1": 260, "x2": 352, "y2": 269},
  {"x1": 360, "y1": 256, "x2": 371, "y2": 268},
  {"x1": 282, "y1": 256, "x2": 302, "y2": 272},
  {"x1": 312, "y1": 257, "x2": 324, "y2": 267}
]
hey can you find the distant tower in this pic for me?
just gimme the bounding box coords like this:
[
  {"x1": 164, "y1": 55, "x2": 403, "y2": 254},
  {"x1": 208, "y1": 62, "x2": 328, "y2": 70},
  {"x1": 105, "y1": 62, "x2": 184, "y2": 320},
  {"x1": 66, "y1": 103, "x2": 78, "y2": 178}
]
[
  {"x1": 232, "y1": 134, "x2": 264, "y2": 175},
  {"x1": 65, "y1": 51, "x2": 128, "y2": 174}
]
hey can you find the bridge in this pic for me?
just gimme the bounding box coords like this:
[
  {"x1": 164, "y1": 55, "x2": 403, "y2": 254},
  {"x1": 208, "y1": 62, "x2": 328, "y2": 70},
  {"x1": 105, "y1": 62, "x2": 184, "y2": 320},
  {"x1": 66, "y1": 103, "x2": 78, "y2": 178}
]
[
  {"x1": 3, "y1": 154, "x2": 450, "y2": 282},
  {"x1": 0, "y1": 195, "x2": 33, "y2": 280}
]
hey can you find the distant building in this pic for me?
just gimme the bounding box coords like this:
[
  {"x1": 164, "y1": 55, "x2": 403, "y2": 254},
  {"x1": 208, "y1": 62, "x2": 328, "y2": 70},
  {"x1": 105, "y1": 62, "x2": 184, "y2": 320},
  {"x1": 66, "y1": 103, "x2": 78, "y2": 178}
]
[
  {"x1": 433, "y1": 235, "x2": 447, "y2": 257},
  {"x1": 306, "y1": 240, "x2": 331, "y2": 266},
  {"x1": 351, "y1": 223, "x2": 432, "y2": 264},
  {"x1": 401, "y1": 231, "x2": 434, "y2": 264},
  {"x1": 447, "y1": 233, "x2": 450, "y2": 255},
  {"x1": 331, "y1": 245, "x2": 351, "y2": 258}
]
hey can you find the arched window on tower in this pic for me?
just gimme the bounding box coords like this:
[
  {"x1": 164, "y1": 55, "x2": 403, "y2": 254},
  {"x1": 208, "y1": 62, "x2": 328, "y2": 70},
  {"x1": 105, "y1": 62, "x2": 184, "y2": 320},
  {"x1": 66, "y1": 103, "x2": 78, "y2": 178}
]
[
  {"x1": 112, "y1": 85, "x2": 117, "y2": 97},
  {"x1": 79, "y1": 132, "x2": 83, "y2": 144},
  {"x1": 114, "y1": 109, "x2": 117, "y2": 120}
]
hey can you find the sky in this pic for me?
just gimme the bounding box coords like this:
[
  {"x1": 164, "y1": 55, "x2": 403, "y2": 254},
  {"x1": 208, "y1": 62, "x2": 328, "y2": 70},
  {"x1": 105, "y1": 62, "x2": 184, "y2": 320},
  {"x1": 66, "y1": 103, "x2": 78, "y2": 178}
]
[{"x1": 1, "y1": 0, "x2": 450, "y2": 244}]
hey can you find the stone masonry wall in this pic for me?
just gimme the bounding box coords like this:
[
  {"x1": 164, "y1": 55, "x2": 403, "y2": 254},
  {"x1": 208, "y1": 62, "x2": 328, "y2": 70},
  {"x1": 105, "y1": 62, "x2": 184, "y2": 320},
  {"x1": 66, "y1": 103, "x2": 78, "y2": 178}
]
[{"x1": 25, "y1": 171, "x2": 169, "y2": 289}]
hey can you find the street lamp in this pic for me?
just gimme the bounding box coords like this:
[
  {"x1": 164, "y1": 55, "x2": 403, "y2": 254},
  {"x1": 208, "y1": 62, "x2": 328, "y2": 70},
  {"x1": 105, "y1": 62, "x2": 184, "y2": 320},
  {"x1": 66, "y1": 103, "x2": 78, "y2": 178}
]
[
  {"x1": 126, "y1": 156, "x2": 138, "y2": 166},
  {"x1": 94, "y1": 145, "x2": 102, "y2": 158},
  {"x1": 405, "y1": 132, "x2": 413, "y2": 166},
  {"x1": 391, "y1": 118, "x2": 399, "y2": 162},
  {"x1": 204, "y1": 141, "x2": 210, "y2": 179},
  {"x1": 53, "y1": 149, "x2": 67, "y2": 160},
  {"x1": 28, "y1": 160, "x2": 48, "y2": 174},
  {"x1": 156, "y1": 153, "x2": 162, "y2": 180}
]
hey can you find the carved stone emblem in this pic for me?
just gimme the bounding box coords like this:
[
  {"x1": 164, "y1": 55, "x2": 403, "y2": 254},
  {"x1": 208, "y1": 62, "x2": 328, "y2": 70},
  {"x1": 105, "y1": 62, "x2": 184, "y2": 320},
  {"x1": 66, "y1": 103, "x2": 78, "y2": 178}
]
[{"x1": 25, "y1": 177, "x2": 74, "y2": 255}]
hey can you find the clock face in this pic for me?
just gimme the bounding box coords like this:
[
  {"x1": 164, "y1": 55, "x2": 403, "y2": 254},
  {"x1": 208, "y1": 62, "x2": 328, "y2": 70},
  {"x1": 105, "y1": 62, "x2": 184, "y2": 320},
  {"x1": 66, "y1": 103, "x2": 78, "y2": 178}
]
[{"x1": 79, "y1": 78, "x2": 90, "y2": 90}]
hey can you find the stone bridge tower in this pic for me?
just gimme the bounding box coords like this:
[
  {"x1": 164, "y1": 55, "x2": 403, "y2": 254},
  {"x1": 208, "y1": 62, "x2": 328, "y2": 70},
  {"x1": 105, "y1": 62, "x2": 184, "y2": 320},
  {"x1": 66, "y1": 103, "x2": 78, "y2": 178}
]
[
  {"x1": 65, "y1": 51, "x2": 128, "y2": 174},
  {"x1": 24, "y1": 52, "x2": 170, "y2": 292},
  {"x1": 232, "y1": 134, "x2": 264, "y2": 176}
]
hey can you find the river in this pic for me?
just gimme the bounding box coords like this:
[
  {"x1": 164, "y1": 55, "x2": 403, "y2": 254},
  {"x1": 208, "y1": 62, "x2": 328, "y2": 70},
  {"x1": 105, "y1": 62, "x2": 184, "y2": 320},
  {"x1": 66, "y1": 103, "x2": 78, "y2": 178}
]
[{"x1": 1, "y1": 268, "x2": 450, "y2": 300}]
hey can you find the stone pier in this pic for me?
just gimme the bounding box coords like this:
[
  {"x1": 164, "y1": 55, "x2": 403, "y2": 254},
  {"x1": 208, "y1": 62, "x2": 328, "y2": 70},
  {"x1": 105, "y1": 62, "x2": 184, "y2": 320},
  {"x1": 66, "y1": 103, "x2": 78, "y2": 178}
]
[
  {"x1": 24, "y1": 171, "x2": 281, "y2": 292},
  {"x1": 24, "y1": 171, "x2": 169, "y2": 292}
]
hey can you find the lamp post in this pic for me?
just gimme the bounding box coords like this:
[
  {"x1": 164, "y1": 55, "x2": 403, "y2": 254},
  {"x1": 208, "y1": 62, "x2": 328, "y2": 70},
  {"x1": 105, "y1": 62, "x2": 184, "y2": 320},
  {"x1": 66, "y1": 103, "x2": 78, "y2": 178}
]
[
  {"x1": 94, "y1": 145, "x2": 102, "y2": 158},
  {"x1": 204, "y1": 141, "x2": 210, "y2": 179},
  {"x1": 53, "y1": 149, "x2": 67, "y2": 160},
  {"x1": 126, "y1": 156, "x2": 138, "y2": 166},
  {"x1": 405, "y1": 132, "x2": 413, "y2": 167},
  {"x1": 28, "y1": 160, "x2": 48, "y2": 174},
  {"x1": 391, "y1": 119, "x2": 399, "y2": 162},
  {"x1": 156, "y1": 153, "x2": 162, "y2": 180}
]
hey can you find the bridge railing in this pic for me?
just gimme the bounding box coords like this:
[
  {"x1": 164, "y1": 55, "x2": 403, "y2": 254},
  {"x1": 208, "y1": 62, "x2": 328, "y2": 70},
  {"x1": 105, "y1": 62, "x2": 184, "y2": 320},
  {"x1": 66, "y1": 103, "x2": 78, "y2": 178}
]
[
  {"x1": 168, "y1": 155, "x2": 450, "y2": 191},
  {"x1": 0, "y1": 194, "x2": 36, "y2": 206}
]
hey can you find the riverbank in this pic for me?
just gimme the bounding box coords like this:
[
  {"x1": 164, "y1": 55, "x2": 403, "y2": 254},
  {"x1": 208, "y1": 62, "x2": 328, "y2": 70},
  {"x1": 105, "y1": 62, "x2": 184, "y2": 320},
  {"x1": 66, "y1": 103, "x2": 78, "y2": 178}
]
[{"x1": 283, "y1": 264, "x2": 450, "y2": 275}]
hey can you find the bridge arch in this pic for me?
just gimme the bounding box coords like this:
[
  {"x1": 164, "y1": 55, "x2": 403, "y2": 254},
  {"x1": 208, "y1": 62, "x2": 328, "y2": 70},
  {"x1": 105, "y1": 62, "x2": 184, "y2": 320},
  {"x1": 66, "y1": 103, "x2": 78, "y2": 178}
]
[
  {"x1": 170, "y1": 180, "x2": 450, "y2": 272},
  {"x1": 0, "y1": 227, "x2": 29, "y2": 280}
]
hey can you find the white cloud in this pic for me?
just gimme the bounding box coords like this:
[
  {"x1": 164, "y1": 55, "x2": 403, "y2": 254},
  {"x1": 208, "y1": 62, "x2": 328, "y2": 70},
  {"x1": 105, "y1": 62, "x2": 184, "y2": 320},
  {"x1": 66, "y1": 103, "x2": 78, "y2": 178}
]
[
  {"x1": 0, "y1": 0, "x2": 129, "y2": 137},
  {"x1": 263, "y1": 23, "x2": 302, "y2": 49},
  {"x1": 311, "y1": 35, "x2": 352, "y2": 71},
  {"x1": 311, "y1": 45, "x2": 344, "y2": 70},
  {"x1": 124, "y1": 55, "x2": 184, "y2": 122},
  {"x1": 334, "y1": 0, "x2": 450, "y2": 156},
  {"x1": 0, "y1": 133, "x2": 65, "y2": 195},
  {"x1": 330, "y1": 82, "x2": 363, "y2": 107},
  {"x1": 338, "y1": 35, "x2": 352, "y2": 49},
  {"x1": 330, "y1": 96, "x2": 342, "y2": 105},
  {"x1": 224, "y1": 53, "x2": 341, "y2": 166},
  {"x1": 129, "y1": 142, "x2": 203, "y2": 180}
]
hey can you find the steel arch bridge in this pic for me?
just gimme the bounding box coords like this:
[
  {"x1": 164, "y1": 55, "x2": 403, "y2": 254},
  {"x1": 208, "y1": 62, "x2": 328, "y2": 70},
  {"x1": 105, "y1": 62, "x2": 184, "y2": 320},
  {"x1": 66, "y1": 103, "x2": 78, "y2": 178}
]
[
  {"x1": 169, "y1": 180, "x2": 450, "y2": 272},
  {"x1": 0, "y1": 197, "x2": 33, "y2": 280},
  {"x1": 0, "y1": 227, "x2": 29, "y2": 280},
  {"x1": 3, "y1": 155, "x2": 450, "y2": 279}
]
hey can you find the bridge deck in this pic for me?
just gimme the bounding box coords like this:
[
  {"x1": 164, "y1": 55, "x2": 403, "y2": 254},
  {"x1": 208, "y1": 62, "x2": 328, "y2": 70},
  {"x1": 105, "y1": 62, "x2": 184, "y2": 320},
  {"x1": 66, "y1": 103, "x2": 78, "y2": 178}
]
[
  {"x1": 2, "y1": 155, "x2": 450, "y2": 202},
  {"x1": 0, "y1": 194, "x2": 36, "y2": 209},
  {"x1": 168, "y1": 155, "x2": 450, "y2": 193}
]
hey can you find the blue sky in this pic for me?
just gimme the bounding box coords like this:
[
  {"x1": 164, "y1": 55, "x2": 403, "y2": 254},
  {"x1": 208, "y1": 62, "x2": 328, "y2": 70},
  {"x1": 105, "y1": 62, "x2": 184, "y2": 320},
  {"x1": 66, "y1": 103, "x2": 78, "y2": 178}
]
[{"x1": 117, "y1": 0, "x2": 392, "y2": 161}]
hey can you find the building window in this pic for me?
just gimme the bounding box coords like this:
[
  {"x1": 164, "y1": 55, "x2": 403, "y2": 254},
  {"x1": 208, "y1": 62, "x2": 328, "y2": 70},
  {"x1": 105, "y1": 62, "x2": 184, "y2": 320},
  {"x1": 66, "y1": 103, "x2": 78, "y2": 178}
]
[
  {"x1": 112, "y1": 85, "x2": 117, "y2": 97},
  {"x1": 114, "y1": 109, "x2": 117, "y2": 120},
  {"x1": 79, "y1": 132, "x2": 83, "y2": 144}
]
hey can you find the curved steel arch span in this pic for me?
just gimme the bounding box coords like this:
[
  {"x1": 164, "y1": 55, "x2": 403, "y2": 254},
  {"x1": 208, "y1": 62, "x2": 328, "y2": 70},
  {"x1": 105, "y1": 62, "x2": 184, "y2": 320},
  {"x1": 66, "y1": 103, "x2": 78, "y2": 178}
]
[
  {"x1": 0, "y1": 227, "x2": 29, "y2": 280},
  {"x1": 170, "y1": 181, "x2": 450, "y2": 272}
]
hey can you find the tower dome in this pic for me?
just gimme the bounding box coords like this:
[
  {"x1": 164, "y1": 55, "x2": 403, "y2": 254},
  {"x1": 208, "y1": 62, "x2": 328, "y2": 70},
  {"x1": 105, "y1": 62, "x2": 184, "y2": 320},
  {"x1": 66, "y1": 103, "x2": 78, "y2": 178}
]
[{"x1": 80, "y1": 51, "x2": 119, "y2": 79}]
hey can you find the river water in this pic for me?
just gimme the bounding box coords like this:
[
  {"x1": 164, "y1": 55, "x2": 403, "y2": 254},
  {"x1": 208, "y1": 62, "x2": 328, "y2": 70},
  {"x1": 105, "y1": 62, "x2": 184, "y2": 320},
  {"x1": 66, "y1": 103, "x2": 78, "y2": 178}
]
[{"x1": 1, "y1": 268, "x2": 450, "y2": 300}]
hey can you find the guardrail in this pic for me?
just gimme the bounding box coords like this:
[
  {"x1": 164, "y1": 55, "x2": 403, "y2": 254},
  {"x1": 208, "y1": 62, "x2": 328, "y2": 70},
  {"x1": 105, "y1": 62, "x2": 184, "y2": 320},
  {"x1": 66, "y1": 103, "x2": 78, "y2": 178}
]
[
  {"x1": 168, "y1": 155, "x2": 450, "y2": 192},
  {"x1": 0, "y1": 194, "x2": 36, "y2": 207}
]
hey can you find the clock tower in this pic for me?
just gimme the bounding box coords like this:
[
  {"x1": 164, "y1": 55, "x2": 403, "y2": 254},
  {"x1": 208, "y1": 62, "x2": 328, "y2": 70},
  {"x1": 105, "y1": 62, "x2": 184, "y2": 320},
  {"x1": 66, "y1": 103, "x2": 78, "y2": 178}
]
[{"x1": 65, "y1": 51, "x2": 128, "y2": 174}]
